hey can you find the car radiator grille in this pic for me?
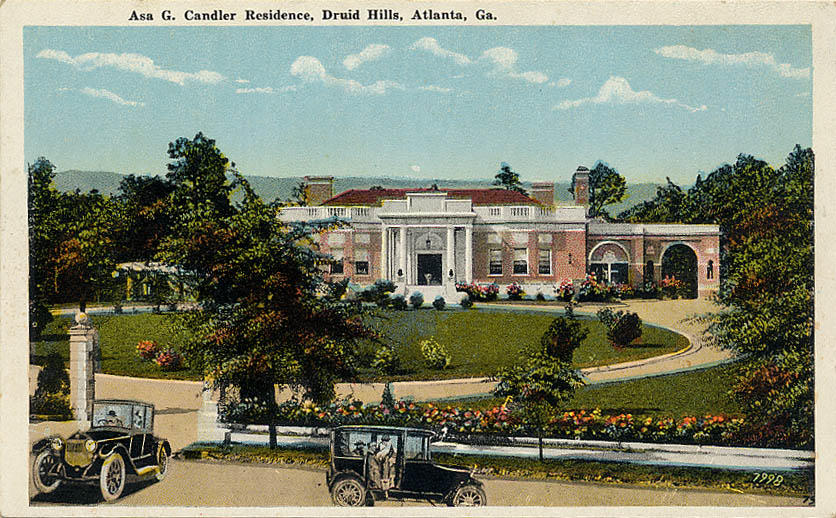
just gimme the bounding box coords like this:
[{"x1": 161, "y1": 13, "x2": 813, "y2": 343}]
[{"x1": 65, "y1": 440, "x2": 92, "y2": 467}]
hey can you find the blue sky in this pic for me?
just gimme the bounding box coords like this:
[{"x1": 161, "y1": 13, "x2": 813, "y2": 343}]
[{"x1": 24, "y1": 25, "x2": 811, "y2": 184}]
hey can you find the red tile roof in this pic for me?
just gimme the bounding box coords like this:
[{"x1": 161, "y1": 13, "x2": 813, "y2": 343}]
[{"x1": 322, "y1": 188, "x2": 538, "y2": 206}]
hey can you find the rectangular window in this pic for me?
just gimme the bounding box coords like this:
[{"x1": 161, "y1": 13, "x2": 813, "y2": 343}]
[
  {"x1": 489, "y1": 249, "x2": 503, "y2": 275},
  {"x1": 538, "y1": 249, "x2": 552, "y2": 275},
  {"x1": 330, "y1": 249, "x2": 344, "y2": 275},
  {"x1": 513, "y1": 248, "x2": 528, "y2": 275},
  {"x1": 354, "y1": 249, "x2": 369, "y2": 276},
  {"x1": 404, "y1": 434, "x2": 428, "y2": 461}
]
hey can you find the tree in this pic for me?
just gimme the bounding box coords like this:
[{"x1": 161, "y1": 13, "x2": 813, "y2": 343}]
[
  {"x1": 290, "y1": 181, "x2": 309, "y2": 205},
  {"x1": 495, "y1": 316, "x2": 586, "y2": 460},
  {"x1": 28, "y1": 158, "x2": 60, "y2": 339},
  {"x1": 493, "y1": 162, "x2": 527, "y2": 195},
  {"x1": 618, "y1": 177, "x2": 686, "y2": 223},
  {"x1": 115, "y1": 174, "x2": 175, "y2": 262},
  {"x1": 587, "y1": 162, "x2": 627, "y2": 219},
  {"x1": 158, "y1": 134, "x2": 374, "y2": 407}
]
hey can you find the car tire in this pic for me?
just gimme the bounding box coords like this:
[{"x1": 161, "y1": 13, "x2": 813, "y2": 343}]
[
  {"x1": 32, "y1": 450, "x2": 61, "y2": 494},
  {"x1": 155, "y1": 444, "x2": 170, "y2": 482},
  {"x1": 451, "y1": 484, "x2": 487, "y2": 507},
  {"x1": 331, "y1": 477, "x2": 366, "y2": 506},
  {"x1": 99, "y1": 452, "x2": 126, "y2": 502}
]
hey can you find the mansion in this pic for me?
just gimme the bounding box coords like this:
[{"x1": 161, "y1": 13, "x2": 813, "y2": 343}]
[{"x1": 279, "y1": 167, "x2": 721, "y2": 299}]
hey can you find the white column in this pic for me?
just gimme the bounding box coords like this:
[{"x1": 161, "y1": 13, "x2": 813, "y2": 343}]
[
  {"x1": 465, "y1": 226, "x2": 473, "y2": 283},
  {"x1": 446, "y1": 226, "x2": 455, "y2": 282},
  {"x1": 399, "y1": 226, "x2": 407, "y2": 281},
  {"x1": 380, "y1": 226, "x2": 388, "y2": 280}
]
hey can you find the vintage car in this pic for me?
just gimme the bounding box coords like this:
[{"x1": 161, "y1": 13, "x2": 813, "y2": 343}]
[
  {"x1": 326, "y1": 425, "x2": 486, "y2": 507},
  {"x1": 31, "y1": 399, "x2": 171, "y2": 501}
]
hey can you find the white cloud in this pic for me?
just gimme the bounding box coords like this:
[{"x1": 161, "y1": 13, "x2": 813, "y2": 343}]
[
  {"x1": 343, "y1": 44, "x2": 391, "y2": 70},
  {"x1": 555, "y1": 78, "x2": 572, "y2": 88},
  {"x1": 410, "y1": 165, "x2": 421, "y2": 173},
  {"x1": 235, "y1": 85, "x2": 296, "y2": 94},
  {"x1": 36, "y1": 49, "x2": 225, "y2": 85},
  {"x1": 410, "y1": 37, "x2": 472, "y2": 65},
  {"x1": 78, "y1": 87, "x2": 144, "y2": 106},
  {"x1": 235, "y1": 79, "x2": 250, "y2": 84},
  {"x1": 654, "y1": 45, "x2": 810, "y2": 79},
  {"x1": 480, "y1": 46, "x2": 548, "y2": 84},
  {"x1": 418, "y1": 85, "x2": 452, "y2": 93},
  {"x1": 290, "y1": 56, "x2": 404, "y2": 95},
  {"x1": 554, "y1": 76, "x2": 706, "y2": 113}
]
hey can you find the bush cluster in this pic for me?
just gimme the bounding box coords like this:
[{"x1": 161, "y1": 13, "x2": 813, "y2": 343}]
[
  {"x1": 597, "y1": 308, "x2": 643, "y2": 347},
  {"x1": 432, "y1": 296, "x2": 446, "y2": 310},
  {"x1": 371, "y1": 345, "x2": 400, "y2": 375},
  {"x1": 409, "y1": 291, "x2": 424, "y2": 309},
  {"x1": 455, "y1": 282, "x2": 499, "y2": 301},
  {"x1": 419, "y1": 337, "x2": 451, "y2": 369}
]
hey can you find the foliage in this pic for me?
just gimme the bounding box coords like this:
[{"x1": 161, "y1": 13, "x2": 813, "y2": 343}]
[
  {"x1": 459, "y1": 296, "x2": 473, "y2": 309},
  {"x1": 660, "y1": 275, "x2": 684, "y2": 299},
  {"x1": 360, "y1": 279, "x2": 396, "y2": 304},
  {"x1": 35, "y1": 351, "x2": 69, "y2": 396},
  {"x1": 455, "y1": 282, "x2": 499, "y2": 301},
  {"x1": 136, "y1": 340, "x2": 160, "y2": 360},
  {"x1": 371, "y1": 345, "x2": 401, "y2": 375},
  {"x1": 576, "y1": 273, "x2": 612, "y2": 302},
  {"x1": 539, "y1": 317, "x2": 589, "y2": 362},
  {"x1": 290, "y1": 181, "x2": 309, "y2": 206},
  {"x1": 535, "y1": 292, "x2": 546, "y2": 301},
  {"x1": 505, "y1": 282, "x2": 524, "y2": 300},
  {"x1": 115, "y1": 174, "x2": 175, "y2": 262},
  {"x1": 492, "y1": 161, "x2": 527, "y2": 195},
  {"x1": 432, "y1": 296, "x2": 446, "y2": 310},
  {"x1": 554, "y1": 279, "x2": 575, "y2": 302},
  {"x1": 420, "y1": 338, "x2": 451, "y2": 369},
  {"x1": 28, "y1": 158, "x2": 60, "y2": 339},
  {"x1": 390, "y1": 294, "x2": 408, "y2": 311},
  {"x1": 587, "y1": 162, "x2": 627, "y2": 219},
  {"x1": 380, "y1": 382, "x2": 396, "y2": 408},
  {"x1": 154, "y1": 348, "x2": 183, "y2": 370},
  {"x1": 157, "y1": 133, "x2": 373, "y2": 404},
  {"x1": 30, "y1": 391, "x2": 72, "y2": 418},
  {"x1": 597, "y1": 308, "x2": 643, "y2": 347},
  {"x1": 409, "y1": 291, "x2": 424, "y2": 309}
]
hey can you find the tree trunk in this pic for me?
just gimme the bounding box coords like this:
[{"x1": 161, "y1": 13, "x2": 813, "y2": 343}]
[
  {"x1": 269, "y1": 422, "x2": 277, "y2": 449},
  {"x1": 538, "y1": 434, "x2": 544, "y2": 462},
  {"x1": 79, "y1": 298, "x2": 87, "y2": 313}
]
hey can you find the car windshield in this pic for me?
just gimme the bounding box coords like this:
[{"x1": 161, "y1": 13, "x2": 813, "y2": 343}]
[{"x1": 92, "y1": 402, "x2": 133, "y2": 428}]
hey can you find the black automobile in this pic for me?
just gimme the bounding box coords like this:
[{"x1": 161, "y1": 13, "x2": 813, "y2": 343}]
[
  {"x1": 32, "y1": 399, "x2": 172, "y2": 501},
  {"x1": 326, "y1": 425, "x2": 486, "y2": 506}
]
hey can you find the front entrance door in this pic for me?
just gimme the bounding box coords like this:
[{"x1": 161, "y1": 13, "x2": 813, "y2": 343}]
[{"x1": 417, "y1": 254, "x2": 442, "y2": 285}]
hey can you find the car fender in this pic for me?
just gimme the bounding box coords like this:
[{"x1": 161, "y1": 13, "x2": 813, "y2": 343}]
[
  {"x1": 31, "y1": 437, "x2": 55, "y2": 454},
  {"x1": 99, "y1": 444, "x2": 138, "y2": 475},
  {"x1": 443, "y1": 476, "x2": 484, "y2": 503}
]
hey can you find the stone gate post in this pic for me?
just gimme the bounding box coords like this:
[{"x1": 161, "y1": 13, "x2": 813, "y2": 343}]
[{"x1": 69, "y1": 312, "x2": 98, "y2": 424}]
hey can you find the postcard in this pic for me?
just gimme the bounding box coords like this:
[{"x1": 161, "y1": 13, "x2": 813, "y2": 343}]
[{"x1": 1, "y1": 1, "x2": 834, "y2": 516}]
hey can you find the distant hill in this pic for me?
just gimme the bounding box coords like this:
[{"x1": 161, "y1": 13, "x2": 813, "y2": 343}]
[{"x1": 53, "y1": 170, "x2": 661, "y2": 215}]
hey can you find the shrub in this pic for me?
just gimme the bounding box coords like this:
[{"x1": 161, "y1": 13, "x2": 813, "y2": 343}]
[
  {"x1": 456, "y1": 282, "x2": 499, "y2": 301},
  {"x1": 154, "y1": 348, "x2": 183, "y2": 370},
  {"x1": 376, "y1": 295, "x2": 392, "y2": 309},
  {"x1": 460, "y1": 296, "x2": 474, "y2": 309},
  {"x1": 597, "y1": 308, "x2": 643, "y2": 347},
  {"x1": 535, "y1": 292, "x2": 546, "y2": 301},
  {"x1": 540, "y1": 317, "x2": 589, "y2": 362},
  {"x1": 409, "y1": 291, "x2": 424, "y2": 309},
  {"x1": 660, "y1": 276, "x2": 684, "y2": 299},
  {"x1": 554, "y1": 279, "x2": 575, "y2": 302},
  {"x1": 576, "y1": 273, "x2": 612, "y2": 302},
  {"x1": 35, "y1": 351, "x2": 69, "y2": 396},
  {"x1": 380, "y1": 383, "x2": 396, "y2": 408},
  {"x1": 506, "y1": 282, "x2": 524, "y2": 300},
  {"x1": 30, "y1": 392, "x2": 72, "y2": 418},
  {"x1": 136, "y1": 340, "x2": 160, "y2": 360},
  {"x1": 432, "y1": 296, "x2": 446, "y2": 310},
  {"x1": 391, "y1": 294, "x2": 408, "y2": 310},
  {"x1": 420, "y1": 338, "x2": 451, "y2": 369},
  {"x1": 371, "y1": 345, "x2": 400, "y2": 375}
]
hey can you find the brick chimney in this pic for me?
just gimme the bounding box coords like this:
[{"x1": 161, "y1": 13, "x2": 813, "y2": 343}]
[
  {"x1": 571, "y1": 166, "x2": 590, "y2": 206},
  {"x1": 530, "y1": 181, "x2": 555, "y2": 206},
  {"x1": 303, "y1": 176, "x2": 334, "y2": 206}
]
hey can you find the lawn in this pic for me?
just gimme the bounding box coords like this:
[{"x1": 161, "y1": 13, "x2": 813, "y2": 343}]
[
  {"x1": 431, "y1": 362, "x2": 744, "y2": 419},
  {"x1": 30, "y1": 307, "x2": 686, "y2": 383}
]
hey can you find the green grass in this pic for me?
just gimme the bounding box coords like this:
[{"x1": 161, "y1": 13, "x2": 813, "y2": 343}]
[
  {"x1": 31, "y1": 308, "x2": 686, "y2": 383},
  {"x1": 430, "y1": 363, "x2": 744, "y2": 419},
  {"x1": 179, "y1": 443, "x2": 812, "y2": 499},
  {"x1": 31, "y1": 313, "x2": 203, "y2": 380},
  {"x1": 357, "y1": 308, "x2": 687, "y2": 381}
]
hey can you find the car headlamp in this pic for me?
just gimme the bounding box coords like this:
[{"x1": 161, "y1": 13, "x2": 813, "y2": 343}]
[
  {"x1": 85, "y1": 440, "x2": 96, "y2": 453},
  {"x1": 50, "y1": 437, "x2": 63, "y2": 450}
]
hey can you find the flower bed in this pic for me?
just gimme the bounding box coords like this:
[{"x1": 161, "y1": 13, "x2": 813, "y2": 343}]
[
  {"x1": 455, "y1": 282, "x2": 499, "y2": 301},
  {"x1": 219, "y1": 398, "x2": 748, "y2": 448}
]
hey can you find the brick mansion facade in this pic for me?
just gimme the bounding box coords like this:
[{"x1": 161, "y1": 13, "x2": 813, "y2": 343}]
[{"x1": 279, "y1": 167, "x2": 721, "y2": 299}]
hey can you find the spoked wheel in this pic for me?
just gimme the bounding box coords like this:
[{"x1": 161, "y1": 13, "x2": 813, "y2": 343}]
[
  {"x1": 451, "y1": 484, "x2": 487, "y2": 506},
  {"x1": 32, "y1": 450, "x2": 62, "y2": 494},
  {"x1": 99, "y1": 452, "x2": 126, "y2": 501},
  {"x1": 155, "y1": 444, "x2": 170, "y2": 482},
  {"x1": 331, "y1": 477, "x2": 366, "y2": 506}
]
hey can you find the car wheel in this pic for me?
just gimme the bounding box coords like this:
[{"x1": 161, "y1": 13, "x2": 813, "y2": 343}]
[
  {"x1": 331, "y1": 477, "x2": 366, "y2": 506},
  {"x1": 32, "y1": 450, "x2": 61, "y2": 494},
  {"x1": 155, "y1": 444, "x2": 170, "y2": 482},
  {"x1": 451, "y1": 484, "x2": 486, "y2": 507},
  {"x1": 99, "y1": 452, "x2": 126, "y2": 501}
]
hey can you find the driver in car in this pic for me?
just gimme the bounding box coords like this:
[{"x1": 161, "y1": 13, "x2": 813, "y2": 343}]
[{"x1": 104, "y1": 409, "x2": 123, "y2": 427}]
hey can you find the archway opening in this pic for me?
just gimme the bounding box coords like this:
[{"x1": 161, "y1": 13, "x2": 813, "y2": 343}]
[{"x1": 661, "y1": 244, "x2": 698, "y2": 299}]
